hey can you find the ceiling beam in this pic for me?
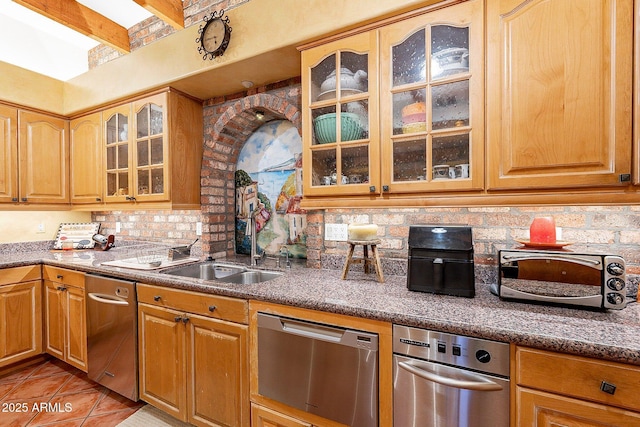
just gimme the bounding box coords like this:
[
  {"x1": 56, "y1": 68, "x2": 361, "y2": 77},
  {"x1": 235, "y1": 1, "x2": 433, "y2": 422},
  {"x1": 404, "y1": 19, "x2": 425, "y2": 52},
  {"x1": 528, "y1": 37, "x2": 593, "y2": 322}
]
[
  {"x1": 133, "y1": 0, "x2": 184, "y2": 29},
  {"x1": 12, "y1": 0, "x2": 130, "y2": 53}
]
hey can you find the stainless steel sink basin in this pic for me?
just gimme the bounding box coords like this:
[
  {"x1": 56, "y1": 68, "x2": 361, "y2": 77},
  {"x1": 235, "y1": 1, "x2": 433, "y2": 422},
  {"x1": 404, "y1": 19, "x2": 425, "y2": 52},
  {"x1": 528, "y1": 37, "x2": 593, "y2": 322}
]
[
  {"x1": 218, "y1": 270, "x2": 283, "y2": 284},
  {"x1": 162, "y1": 261, "x2": 282, "y2": 284},
  {"x1": 163, "y1": 262, "x2": 247, "y2": 280}
]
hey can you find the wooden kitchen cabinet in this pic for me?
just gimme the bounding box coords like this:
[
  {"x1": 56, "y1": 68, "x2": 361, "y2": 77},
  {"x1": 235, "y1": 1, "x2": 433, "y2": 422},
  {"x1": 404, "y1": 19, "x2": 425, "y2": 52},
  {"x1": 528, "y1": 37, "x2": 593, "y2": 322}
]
[
  {"x1": 0, "y1": 105, "x2": 69, "y2": 205},
  {"x1": 137, "y1": 284, "x2": 249, "y2": 427},
  {"x1": 515, "y1": 346, "x2": 640, "y2": 426},
  {"x1": 18, "y1": 110, "x2": 69, "y2": 204},
  {"x1": 102, "y1": 88, "x2": 202, "y2": 209},
  {"x1": 251, "y1": 404, "x2": 312, "y2": 427},
  {"x1": 42, "y1": 266, "x2": 87, "y2": 372},
  {"x1": 486, "y1": 0, "x2": 634, "y2": 190},
  {"x1": 0, "y1": 266, "x2": 42, "y2": 368},
  {"x1": 0, "y1": 104, "x2": 18, "y2": 204},
  {"x1": 70, "y1": 111, "x2": 103, "y2": 204},
  {"x1": 301, "y1": 0, "x2": 483, "y2": 205}
]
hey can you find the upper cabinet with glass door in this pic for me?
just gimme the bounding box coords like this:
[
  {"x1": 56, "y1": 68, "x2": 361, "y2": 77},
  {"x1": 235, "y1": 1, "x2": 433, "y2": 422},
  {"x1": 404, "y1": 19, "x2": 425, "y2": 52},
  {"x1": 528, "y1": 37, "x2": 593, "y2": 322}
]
[
  {"x1": 104, "y1": 104, "x2": 132, "y2": 203},
  {"x1": 101, "y1": 89, "x2": 202, "y2": 209},
  {"x1": 379, "y1": 0, "x2": 483, "y2": 194},
  {"x1": 302, "y1": 31, "x2": 379, "y2": 197},
  {"x1": 133, "y1": 93, "x2": 167, "y2": 203}
]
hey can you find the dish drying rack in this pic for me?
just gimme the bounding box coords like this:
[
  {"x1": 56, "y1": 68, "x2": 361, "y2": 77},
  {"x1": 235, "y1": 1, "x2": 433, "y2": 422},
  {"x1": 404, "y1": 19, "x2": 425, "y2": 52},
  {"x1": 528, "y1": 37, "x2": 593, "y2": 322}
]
[{"x1": 123, "y1": 243, "x2": 193, "y2": 267}]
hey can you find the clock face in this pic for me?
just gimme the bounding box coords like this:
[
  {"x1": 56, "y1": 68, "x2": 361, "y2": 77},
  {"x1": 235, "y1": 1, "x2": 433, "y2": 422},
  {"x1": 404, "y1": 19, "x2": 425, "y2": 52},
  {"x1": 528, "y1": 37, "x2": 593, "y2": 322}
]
[
  {"x1": 203, "y1": 19, "x2": 225, "y2": 52},
  {"x1": 197, "y1": 12, "x2": 232, "y2": 60}
]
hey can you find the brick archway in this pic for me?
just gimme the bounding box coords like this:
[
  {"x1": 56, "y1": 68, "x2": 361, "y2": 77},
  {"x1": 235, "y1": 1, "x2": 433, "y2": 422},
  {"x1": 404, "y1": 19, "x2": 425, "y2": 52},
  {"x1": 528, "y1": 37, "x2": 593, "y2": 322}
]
[{"x1": 200, "y1": 92, "x2": 302, "y2": 257}]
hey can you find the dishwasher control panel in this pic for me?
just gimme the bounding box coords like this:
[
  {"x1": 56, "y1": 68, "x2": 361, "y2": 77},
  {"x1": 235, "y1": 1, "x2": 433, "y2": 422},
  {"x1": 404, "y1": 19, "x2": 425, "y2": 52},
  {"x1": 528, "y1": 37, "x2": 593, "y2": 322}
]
[{"x1": 393, "y1": 324, "x2": 509, "y2": 377}]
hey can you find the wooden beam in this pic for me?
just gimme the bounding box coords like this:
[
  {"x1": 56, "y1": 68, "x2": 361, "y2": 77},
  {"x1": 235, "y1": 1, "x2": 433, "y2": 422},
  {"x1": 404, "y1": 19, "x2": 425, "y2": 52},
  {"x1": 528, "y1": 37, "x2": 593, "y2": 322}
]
[
  {"x1": 134, "y1": 0, "x2": 184, "y2": 30},
  {"x1": 12, "y1": 0, "x2": 130, "y2": 53}
]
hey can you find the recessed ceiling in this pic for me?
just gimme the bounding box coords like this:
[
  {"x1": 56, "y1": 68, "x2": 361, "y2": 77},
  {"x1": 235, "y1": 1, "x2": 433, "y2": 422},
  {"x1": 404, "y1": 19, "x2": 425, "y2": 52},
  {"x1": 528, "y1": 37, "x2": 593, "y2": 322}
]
[{"x1": 0, "y1": 0, "x2": 155, "y2": 81}]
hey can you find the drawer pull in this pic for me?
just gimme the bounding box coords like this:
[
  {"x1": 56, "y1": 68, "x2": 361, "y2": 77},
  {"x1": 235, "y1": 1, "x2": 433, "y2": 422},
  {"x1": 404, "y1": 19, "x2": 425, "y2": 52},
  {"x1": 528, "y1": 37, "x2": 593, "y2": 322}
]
[
  {"x1": 208, "y1": 305, "x2": 216, "y2": 312},
  {"x1": 57, "y1": 275, "x2": 63, "y2": 279},
  {"x1": 153, "y1": 295, "x2": 161, "y2": 301},
  {"x1": 600, "y1": 381, "x2": 617, "y2": 395}
]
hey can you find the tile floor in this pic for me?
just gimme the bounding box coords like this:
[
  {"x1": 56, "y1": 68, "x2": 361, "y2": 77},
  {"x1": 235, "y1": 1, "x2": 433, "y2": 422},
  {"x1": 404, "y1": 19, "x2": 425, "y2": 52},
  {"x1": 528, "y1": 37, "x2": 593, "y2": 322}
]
[{"x1": 0, "y1": 358, "x2": 143, "y2": 427}]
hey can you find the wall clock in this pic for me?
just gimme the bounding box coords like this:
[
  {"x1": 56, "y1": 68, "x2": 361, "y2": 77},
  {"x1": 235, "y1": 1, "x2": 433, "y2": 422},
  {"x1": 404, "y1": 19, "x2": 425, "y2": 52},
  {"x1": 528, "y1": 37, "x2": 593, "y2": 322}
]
[{"x1": 197, "y1": 10, "x2": 232, "y2": 60}]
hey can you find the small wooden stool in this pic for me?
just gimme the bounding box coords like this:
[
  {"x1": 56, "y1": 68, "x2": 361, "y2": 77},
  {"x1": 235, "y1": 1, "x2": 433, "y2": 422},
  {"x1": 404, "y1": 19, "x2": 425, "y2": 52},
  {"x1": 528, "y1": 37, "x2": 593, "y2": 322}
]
[{"x1": 341, "y1": 239, "x2": 384, "y2": 283}]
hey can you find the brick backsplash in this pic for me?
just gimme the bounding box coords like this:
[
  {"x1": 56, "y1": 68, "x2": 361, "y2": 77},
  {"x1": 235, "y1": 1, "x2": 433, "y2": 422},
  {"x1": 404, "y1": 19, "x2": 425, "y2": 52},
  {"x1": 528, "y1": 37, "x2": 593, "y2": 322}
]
[
  {"x1": 92, "y1": 210, "x2": 204, "y2": 256},
  {"x1": 313, "y1": 206, "x2": 640, "y2": 276}
]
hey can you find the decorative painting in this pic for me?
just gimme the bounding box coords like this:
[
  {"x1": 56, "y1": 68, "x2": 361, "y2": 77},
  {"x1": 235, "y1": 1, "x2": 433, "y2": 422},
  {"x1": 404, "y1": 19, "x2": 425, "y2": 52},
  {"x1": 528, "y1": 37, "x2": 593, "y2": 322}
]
[{"x1": 235, "y1": 120, "x2": 306, "y2": 258}]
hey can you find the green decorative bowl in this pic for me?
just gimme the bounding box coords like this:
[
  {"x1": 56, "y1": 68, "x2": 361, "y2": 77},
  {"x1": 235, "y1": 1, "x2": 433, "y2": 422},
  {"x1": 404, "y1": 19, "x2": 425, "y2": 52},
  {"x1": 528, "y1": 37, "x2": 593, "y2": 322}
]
[{"x1": 313, "y1": 113, "x2": 362, "y2": 144}]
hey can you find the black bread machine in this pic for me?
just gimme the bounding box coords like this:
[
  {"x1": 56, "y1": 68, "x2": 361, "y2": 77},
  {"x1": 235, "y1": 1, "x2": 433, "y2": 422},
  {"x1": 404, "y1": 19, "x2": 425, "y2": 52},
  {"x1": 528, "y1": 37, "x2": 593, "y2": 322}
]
[{"x1": 407, "y1": 225, "x2": 475, "y2": 297}]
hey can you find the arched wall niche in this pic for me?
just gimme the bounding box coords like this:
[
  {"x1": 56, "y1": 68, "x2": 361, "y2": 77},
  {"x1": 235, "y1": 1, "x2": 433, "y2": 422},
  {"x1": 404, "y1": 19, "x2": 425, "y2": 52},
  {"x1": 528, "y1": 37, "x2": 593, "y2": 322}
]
[{"x1": 200, "y1": 91, "x2": 302, "y2": 258}]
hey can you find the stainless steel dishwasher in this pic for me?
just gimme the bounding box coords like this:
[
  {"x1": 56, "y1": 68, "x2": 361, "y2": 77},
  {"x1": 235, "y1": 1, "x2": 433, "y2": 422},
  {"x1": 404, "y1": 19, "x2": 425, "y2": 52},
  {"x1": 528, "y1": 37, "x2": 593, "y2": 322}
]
[
  {"x1": 257, "y1": 312, "x2": 379, "y2": 426},
  {"x1": 393, "y1": 325, "x2": 510, "y2": 427},
  {"x1": 86, "y1": 274, "x2": 138, "y2": 401}
]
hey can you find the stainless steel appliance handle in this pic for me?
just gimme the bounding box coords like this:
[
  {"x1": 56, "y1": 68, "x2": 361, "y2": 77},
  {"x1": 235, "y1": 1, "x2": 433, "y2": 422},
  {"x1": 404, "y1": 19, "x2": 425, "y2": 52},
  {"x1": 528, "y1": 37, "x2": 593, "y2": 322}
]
[
  {"x1": 398, "y1": 360, "x2": 504, "y2": 391},
  {"x1": 501, "y1": 253, "x2": 601, "y2": 267},
  {"x1": 87, "y1": 292, "x2": 129, "y2": 306},
  {"x1": 258, "y1": 313, "x2": 378, "y2": 349}
]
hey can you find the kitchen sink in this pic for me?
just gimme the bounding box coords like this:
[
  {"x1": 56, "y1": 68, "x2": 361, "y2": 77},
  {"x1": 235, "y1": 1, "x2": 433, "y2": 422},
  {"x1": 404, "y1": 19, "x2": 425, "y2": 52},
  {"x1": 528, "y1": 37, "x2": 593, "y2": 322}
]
[
  {"x1": 163, "y1": 262, "x2": 247, "y2": 280},
  {"x1": 218, "y1": 270, "x2": 283, "y2": 284},
  {"x1": 162, "y1": 261, "x2": 282, "y2": 284}
]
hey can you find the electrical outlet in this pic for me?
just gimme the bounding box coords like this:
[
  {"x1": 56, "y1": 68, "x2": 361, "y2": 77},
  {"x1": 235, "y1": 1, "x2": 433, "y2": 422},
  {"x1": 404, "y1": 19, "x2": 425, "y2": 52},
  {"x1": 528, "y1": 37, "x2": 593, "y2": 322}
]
[
  {"x1": 116, "y1": 222, "x2": 121, "y2": 233},
  {"x1": 196, "y1": 222, "x2": 202, "y2": 236},
  {"x1": 325, "y1": 223, "x2": 348, "y2": 241},
  {"x1": 36, "y1": 222, "x2": 45, "y2": 234}
]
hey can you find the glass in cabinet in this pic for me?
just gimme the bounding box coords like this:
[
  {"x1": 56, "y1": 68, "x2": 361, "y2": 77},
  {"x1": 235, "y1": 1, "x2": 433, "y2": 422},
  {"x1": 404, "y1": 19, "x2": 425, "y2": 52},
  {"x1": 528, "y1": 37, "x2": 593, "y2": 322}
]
[
  {"x1": 104, "y1": 104, "x2": 131, "y2": 202},
  {"x1": 134, "y1": 96, "x2": 166, "y2": 201},
  {"x1": 380, "y1": 0, "x2": 484, "y2": 193},
  {"x1": 302, "y1": 31, "x2": 379, "y2": 196}
]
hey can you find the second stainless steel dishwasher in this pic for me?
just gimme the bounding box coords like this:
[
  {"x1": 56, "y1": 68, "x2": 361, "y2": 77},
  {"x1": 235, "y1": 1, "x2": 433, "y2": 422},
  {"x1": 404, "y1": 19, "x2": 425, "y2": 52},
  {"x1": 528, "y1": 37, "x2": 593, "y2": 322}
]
[
  {"x1": 86, "y1": 274, "x2": 138, "y2": 401},
  {"x1": 257, "y1": 312, "x2": 379, "y2": 426}
]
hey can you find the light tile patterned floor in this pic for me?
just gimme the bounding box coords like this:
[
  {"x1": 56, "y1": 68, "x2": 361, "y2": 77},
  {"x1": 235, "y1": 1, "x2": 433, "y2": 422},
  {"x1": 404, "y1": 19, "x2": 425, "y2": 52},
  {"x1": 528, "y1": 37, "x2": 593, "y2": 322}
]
[{"x1": 0, "y1": 358, "x2": 143, "y2": 427}]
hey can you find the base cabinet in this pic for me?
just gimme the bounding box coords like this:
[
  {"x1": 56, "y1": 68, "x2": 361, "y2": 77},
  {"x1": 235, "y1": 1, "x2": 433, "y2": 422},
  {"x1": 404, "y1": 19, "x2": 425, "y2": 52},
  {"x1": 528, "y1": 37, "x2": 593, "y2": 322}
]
[
  {"x1": 0, "y1": 266, "x2": 42, "y2": 368},
  {"x1": 515, "y1": 346, "x2": 640, "y2": 426},
  {"x1": 42, "y1": 266, "x2": 87, "y2": 372},
  {"x1": 251, "y1": 404, "x2": 311, "y2": 427},
  {"x1": 517, "y1": 387, "x2": 640, "y2": 426},
  {"x1": 137, "y1": 284, "x2": 249, "y2": 427}
]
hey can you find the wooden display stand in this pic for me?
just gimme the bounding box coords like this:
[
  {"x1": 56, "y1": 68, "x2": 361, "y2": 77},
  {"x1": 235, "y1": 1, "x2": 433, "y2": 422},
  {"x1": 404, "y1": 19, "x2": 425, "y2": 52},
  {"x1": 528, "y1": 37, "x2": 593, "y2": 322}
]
[{"x1": 341, "y1": 239, "x2": 384, "y2": 283}]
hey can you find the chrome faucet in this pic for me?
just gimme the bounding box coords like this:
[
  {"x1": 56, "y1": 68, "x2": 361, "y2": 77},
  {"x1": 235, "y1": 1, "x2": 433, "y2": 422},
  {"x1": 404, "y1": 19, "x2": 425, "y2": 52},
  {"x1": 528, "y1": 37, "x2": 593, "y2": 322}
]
[{"x1": 250, "y1": 207, "x2": 262, "y2": 266}]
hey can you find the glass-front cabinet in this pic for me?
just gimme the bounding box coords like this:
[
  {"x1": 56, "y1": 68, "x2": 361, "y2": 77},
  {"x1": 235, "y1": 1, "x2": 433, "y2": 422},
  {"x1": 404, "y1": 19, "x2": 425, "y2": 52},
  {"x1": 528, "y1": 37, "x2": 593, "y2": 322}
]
[
  {"x1": 301, "y1": 0, "x2": 483, "y2": 202},
  {"x1": 133, "y1": 94, "x2": 167, "y2": 202},
  {"x1": 302, "y1": 31, "x2": 379, "y2": 196},
  {"x1": 380, "y1": 0, "x2": 483, "y2": 193},
  {"x1": 104, "y1": 93, "x2": 169, "y2": 203},
  {"x1": 104, "y1": 104, "x2": 131, "y2": 202}
]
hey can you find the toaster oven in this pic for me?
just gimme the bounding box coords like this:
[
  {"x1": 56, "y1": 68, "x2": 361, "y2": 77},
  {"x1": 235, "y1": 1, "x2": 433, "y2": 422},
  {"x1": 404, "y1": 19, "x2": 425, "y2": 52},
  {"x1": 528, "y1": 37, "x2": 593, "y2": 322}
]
[{"x1": 497, "y1": 249, "x2": 627, "y2": 310}]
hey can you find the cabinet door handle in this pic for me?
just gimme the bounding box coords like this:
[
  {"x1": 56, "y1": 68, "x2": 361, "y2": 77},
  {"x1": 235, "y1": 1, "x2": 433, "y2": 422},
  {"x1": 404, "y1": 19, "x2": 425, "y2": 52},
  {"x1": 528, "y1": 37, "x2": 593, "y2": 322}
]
[
  {"x1": 96, "y1": 197, "x2": 102, "y2": 202},
  {"x1": 182, "y1": 316, "x2": 190, "y2": 324},
  {"x1": 11, "y1": 198, "x2": 18, "y2": 202},
  {"x1": 56, "y1": 286, "x2": 67, "y2": 292},
  {"x1": 600, "y1": 381, "x2": 617, "y2": 395},
  {"x1": 174, "y1": 316, "x2": 182, "y2": 322},
  {"x1": 382, "y1": 185, "x2": 389, "y2": 192},
  {"x1": 369, "y1": 186, "x2": 376, "y2": 192},
  {"x1": 21, "y1": 198, "x2": 27, "y2": 202}
]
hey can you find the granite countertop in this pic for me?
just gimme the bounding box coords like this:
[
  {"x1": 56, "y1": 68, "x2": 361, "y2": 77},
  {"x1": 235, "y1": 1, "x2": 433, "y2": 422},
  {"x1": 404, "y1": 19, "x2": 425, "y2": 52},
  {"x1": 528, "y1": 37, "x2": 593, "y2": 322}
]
[{"x1": 2, "y1": 247, "x2": 639, "y2": 366}]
